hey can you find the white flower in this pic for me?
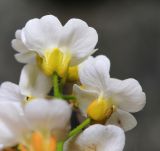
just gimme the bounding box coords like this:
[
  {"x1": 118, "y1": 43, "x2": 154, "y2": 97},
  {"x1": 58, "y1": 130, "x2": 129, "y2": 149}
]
[
  {"x1": 0, "y1": 99, "x2": 71, "y2": 150},
  {"x1": 64, "y1": 124, "x2": 125, "y2": 151},
  {"x1": 12, "y1": 15, "x2": 98, "y2": 78},
  {"x1": 0, "y1": 64, "x2": 52, "y2": 103},
  {"x1": 73, "y1": 55, "x2": 146, "y2": 131}
]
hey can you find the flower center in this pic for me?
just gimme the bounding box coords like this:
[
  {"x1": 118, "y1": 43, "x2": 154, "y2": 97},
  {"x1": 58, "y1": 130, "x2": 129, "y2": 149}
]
[
  {"x1": 19, "y1": 131, "x2": 56, "y2": 151},
  {"x1": 87, "y1": 97, "x2": 115, "y2": 122},
  {"x1": 37, "y1": 48, "x2": 71, "y2": 77}
]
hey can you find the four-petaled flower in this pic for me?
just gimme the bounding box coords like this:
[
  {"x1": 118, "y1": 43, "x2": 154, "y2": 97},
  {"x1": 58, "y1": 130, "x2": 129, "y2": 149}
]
[
  {"x1": 74, "y1": 55, "x2": 146, "y2": 131},
  {"x1": 12, "y1": 15, "x2": 98, "y2": 79}
]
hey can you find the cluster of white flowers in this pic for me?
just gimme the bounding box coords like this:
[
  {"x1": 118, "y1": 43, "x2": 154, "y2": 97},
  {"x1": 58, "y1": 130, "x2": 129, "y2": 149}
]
[{"x1": 0, "y1": 15, "x2": 146, "y2": 151}]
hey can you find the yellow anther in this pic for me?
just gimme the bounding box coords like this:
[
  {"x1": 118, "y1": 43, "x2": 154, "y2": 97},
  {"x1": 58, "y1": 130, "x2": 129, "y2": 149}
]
[
  {"x1": 31, "y1": 131, "x2": 43, "y2": 151},
  {"x1": 37, "y1": 48, "x2": 71, "y2": 77},
  {"x1": 67, "y1": 66, "x2": 79, "y2": 81},
  {"x1": 87, "y1": 98, "x2": 114, "y2": 122},
  {"x1": 31, "y1": 131, "x2": 56, "y2": 151},
  {"x1": 19, "y1": 131, "x2": 57, "y2": 151}
]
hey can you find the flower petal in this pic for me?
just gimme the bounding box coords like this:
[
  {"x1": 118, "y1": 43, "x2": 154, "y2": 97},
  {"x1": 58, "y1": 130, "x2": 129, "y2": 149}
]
[
  {"x1": 79, "y1": 55, "x2": 110, "y2": 92},
  {"x1": 107, "y1": 78, "x2": 146, "y2": 113},
  {"x1": 0, "y1": 122, "x2": 17, "y2": 148},
  {"x1": 25, "y1": 99, "x2": 72, "y2": 140},
  {"x1": 21, "y1": 15, "x2": 62, "y2": 54},
  {"x1": 73, "y1": 84, "x2": 98, "y2": 117},
  {"x1": 12, "y1": 30, "x2": 36, "y2": 63},
  {"x1": 106, "y1": 109, "x2": 137, "y2": 131},
  {"x1": 14, "y1": 52, "x2": 36, "y2": 63},
  {"x1": 0, "y1": 102, "x2": 29, "y2": 140},
  {"x1": 19, "y1": 64, "x2": 52, "y2": 97},
  {"x1": 12, "y1": 39, "x2": 29, "y2": 53},
  {"x1": 64, "y1": 124, "x2": 125, "y2": 151},
  {"x1": 15, "y1": 29, "x2": 22, "y2": 39},
  {"x1": 12, "y1": 30, "x2": 30, "y2": 53},
  {"x1": 60, "y1": 19, "x2": 98, "y2": 66},
  {"x1": 0, "y1": 82, "x2": 24, "y2": 103}
]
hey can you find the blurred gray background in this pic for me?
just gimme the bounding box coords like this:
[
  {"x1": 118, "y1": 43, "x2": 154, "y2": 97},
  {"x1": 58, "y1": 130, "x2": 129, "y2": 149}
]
[{"x1": 0, "y1": 0, "x2": 159, "y2": 150}]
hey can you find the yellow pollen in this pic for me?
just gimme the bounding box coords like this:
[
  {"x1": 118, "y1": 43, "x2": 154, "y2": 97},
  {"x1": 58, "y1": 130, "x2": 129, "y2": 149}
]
[
  {"x1": 67, "y1": 66, "x2": 79, "y2": 81},
  {"x1": 87, "y1": 98, "x2": 114, "y2": 122},
  {"x1": 37, "y1": 48, "x2": 71, "y2": 77}
]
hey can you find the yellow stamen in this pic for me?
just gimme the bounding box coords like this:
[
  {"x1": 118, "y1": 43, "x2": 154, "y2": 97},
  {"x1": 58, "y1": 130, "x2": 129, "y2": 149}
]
[
  {"x1": 49, "y1": 135, "x2": 57, "y2": 151},
  {"x1": 37, "y1": 48, "x2": 71, "y2": 77},
  {"x1": 19, "y1": 132, "x2": 56, "y2": 151},
  {"x1": 87, "y1": 98, "x2": 114, "y2": 122},
  {"x1": 67, "y1": 66, "x2": 79, "y2": 81},
  {"x1": 31, "y1": 132, "x2": 43, "y2": 151},
  {"x1": 31, "y1": 131, "x2": 56, "y2": 151}
]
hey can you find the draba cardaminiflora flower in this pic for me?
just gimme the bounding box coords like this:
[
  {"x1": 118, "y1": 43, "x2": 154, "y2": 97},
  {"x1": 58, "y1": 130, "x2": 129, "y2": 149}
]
[
  {"x1": 64, "y1": 124, "x2": 125, "y2": 151},
  {"x1": 0, "y1": 99, "x2": 71, "y2": 150},
  {"x1": 74, "y1": 55, "x2": 146, "y2": 131},
  {"x1": 12, "y1": 15, "x2": 98, "y2": 80}
]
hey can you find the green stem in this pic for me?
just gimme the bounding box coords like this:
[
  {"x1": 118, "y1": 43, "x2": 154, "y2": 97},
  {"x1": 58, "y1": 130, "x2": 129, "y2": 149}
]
[
  {"x1": 52, "y1": 73, "x2": 61, "y2": 98},
  {"x1": 68, "y1": 118, "x2": 91, "y2": 138},
  {"x1": 62, "y1": 95, "x2": 76, "y2": 100},
  {"x1": 56, "y1": 141, "x2": 64, "y2": 151}
]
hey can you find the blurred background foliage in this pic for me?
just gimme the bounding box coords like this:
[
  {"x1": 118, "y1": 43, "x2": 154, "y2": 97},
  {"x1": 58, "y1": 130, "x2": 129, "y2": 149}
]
[{"x1": 0, "y1": 0, "x2": 160, "y2": 150}]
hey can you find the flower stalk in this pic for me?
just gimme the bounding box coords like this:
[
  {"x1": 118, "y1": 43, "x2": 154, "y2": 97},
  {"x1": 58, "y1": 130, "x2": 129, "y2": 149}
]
[
  {"x1": 56, "y1": 142, "x2": 64, "y2": 151},
  {"x1": 68, "y1": 118, "x2": 91, "y2": 138},
  {"x1": 52, "y1": 72, "x2": 62, "y2": 98}
]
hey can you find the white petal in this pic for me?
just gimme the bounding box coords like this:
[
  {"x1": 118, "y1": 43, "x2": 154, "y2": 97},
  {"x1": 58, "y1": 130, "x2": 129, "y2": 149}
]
[
  {"x1": 0, "y1": 82, "x2": 24, "y2": 103},
  {"x1": 12, "y1": 31, "x2": 37, "y2": 63},
  {"x1": 19, "y1": 64, "x2": 52, "y2": 97},
  {"x1": 70, "y1": 49, "x2": 98, "y2": 66},
  {"x1": 0, "y1": 102, "x2": 29, "y2": 139},
  {"x1": 12, "y1": 39, "x2": 29, "y2": 53},
  {"x1": 60, "y1": 19, "x2": 98, "y2": 66},
  {"x1": 73, "y1": 84, "x2": 98, "y2": 117},
  {"x1": 79, "y1": 55, "x2": 110, "y2": 92},
  {"x1": 15, "y1": 52, "x2": 36, "y2": 63},
  {"x1": 106, "y1": 109, "x2": 137, "y2": 131},
  {"x1": 15, "y1": 29, "x2": 22, "y2": 39},
  {"x1": 25, "y1": 99, "x2": 72, "y2": 140},
  {"x1": 22, "y1": 15, "x2": 62, "y2": 54},
  {"x1": 64, "y1": 124, "x2": 125, "y2": 151},
  {"x1": 12, "y1": 30, "x2": 30, "y2": 53},
  {"x1": 107, "y1": 78, "x2": 146, "y2": 113},
  {"x1": 0, "y1": 122, "x2": 17, "y2": 148}
]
